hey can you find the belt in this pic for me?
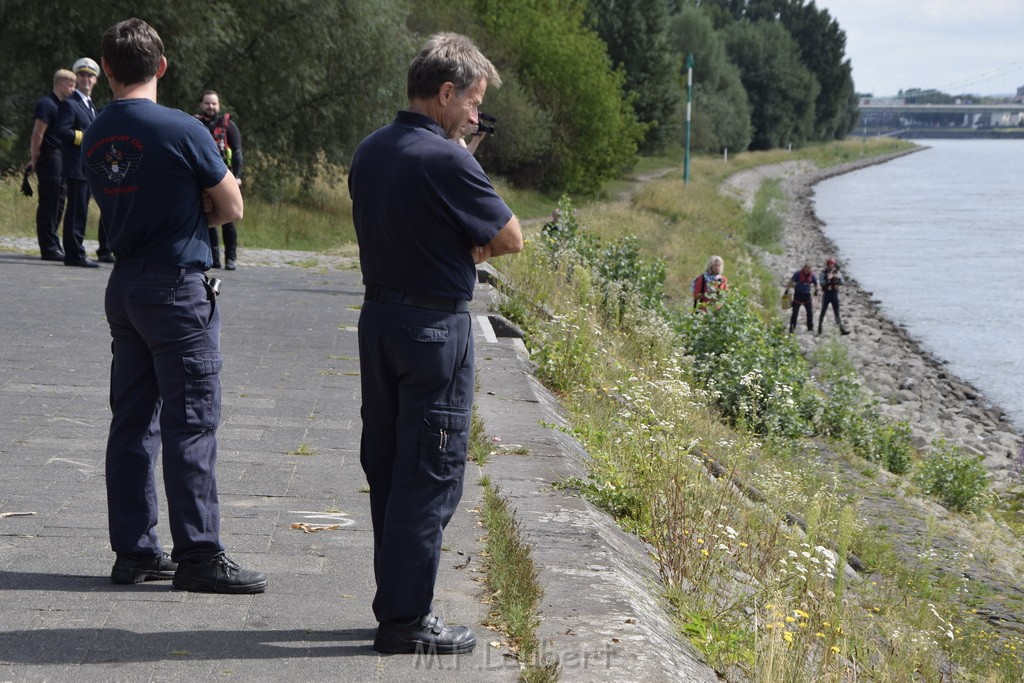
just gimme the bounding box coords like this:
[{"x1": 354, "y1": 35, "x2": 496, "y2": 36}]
[
  {"x1": 113, "y1": 256, "x2": 205, "y2": 277},
  {"x1": 364, "y1": 285, "x2": 469, "y2": 313}
]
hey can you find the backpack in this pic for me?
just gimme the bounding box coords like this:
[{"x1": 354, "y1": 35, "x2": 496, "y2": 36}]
[
  {"x1": 692, "y1": 273, "x2": 705, "y2": 308},
  {"x1": 195, "y1": 112, "x2": 233, "y2": 166}
]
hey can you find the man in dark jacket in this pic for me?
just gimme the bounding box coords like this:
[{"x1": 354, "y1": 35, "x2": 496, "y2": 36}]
[
  {"x1": 56, "y1": 57, "x2": 102, "y2": 267},
  {"x1": 818, "y1": 257, "x2": 850, "y2": 335},
  {"x1": 195, "y1": 91, "x2": 243, "y2": 269}
]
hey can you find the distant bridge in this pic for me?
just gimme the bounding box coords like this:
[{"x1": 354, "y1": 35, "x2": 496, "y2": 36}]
[
  {"x1": 859, "y1": 100, "x2": 1024, "y2": 115},
  {"x1": 858, "y1": 98, "x2": 1024, "y2": 132}
]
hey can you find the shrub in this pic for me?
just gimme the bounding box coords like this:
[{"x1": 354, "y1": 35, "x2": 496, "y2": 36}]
[
  {"x1": 678, "y1": 294, "x2": 817, "y2": 437},
  {"x1": 872, "y1": 421, "x2": 914, "y2": 475},
  {"x1": 542, "y1": 197, "x2": 666, "y2": 316},
  {"x1": 915, "y1": 438, "x2": 989, "y2": 512}
]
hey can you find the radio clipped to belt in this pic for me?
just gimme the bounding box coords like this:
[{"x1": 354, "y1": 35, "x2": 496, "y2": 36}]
[{"x1": 204, "y1": 275, "x2": 222, "y2": 301}]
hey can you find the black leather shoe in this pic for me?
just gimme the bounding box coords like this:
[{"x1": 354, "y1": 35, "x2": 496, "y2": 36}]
[
  {"x1": 65, "y1": 257, "x2": 100, "y2": 268},
  {"x1": 373, "y1": 613, "x2": 476, "y2": 654},
  {"x1": 111, "y1": 551, "x2": 177, "y2": 584},
  {"x1": 41, "y1": 252, "x2": 65, "y2": 262},
  {"x1": 97, "y1": 253, "x2": 116, "y2": 263},
  {"x1": 172, "y1": 552, "x2": 267, "y2": 594}
]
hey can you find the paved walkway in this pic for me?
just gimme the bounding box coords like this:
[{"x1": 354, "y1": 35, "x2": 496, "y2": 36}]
[{"x1": 0, "y1": 245, "x2": 715, "y2": 682}]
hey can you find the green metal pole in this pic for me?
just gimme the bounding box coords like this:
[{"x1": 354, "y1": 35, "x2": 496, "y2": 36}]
[{"x1": 684, "y1": 54, "x2": 694, "y2": 183}]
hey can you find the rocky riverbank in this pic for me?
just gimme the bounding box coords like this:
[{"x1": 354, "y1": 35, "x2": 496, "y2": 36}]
[
  {"x1": 723, "y1": 152, "x2": 1024, "y2": 646},
  {"x1": 722, "y1": 152, "x2": 1023, "y2": 495}
]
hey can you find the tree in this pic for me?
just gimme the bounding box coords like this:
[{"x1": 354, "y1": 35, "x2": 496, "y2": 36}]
[
  {"x1": 723, "y1": 20, "x2": 819, "y2": 150},
  {"x1": 412, "y1": 0, "x2": 647, "y2": 194},
  {"x1": 695, "y1": 0, "x2": 858, "y2": 141},
  {"x1": 0, "y1": 0, "x2": 413, "y2": 200},
  {"x1": 198, "y1": 0, "x2": 414, "y2": 200},
  {"x1": 667, "y1": 6, "x2": 752, "y2": 153},
  {"x1": 773, "y1": 0, "x2": 858, "y2": 139},
  {"x1": 585, "y1": 0, "x2": 683, "y2": 154},
  {"x1": 416, "y1": 0, "x2": 643, "y2": 194}
]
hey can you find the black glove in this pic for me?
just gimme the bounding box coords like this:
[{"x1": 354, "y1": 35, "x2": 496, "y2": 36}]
[{"x1": 20, "y1": 166, "x2": 33, "y2": 197}]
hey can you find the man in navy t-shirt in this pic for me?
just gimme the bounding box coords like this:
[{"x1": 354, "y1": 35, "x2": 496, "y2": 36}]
[
  {"x1": 349, "y1": 32, "x2": 522, "y2": 655},
  {"x1": 83, "y1": 17, "x2": 265, "y2": 594},
  {"x1": 28, "y1": 69, "x2": 77, "y2": 260}
]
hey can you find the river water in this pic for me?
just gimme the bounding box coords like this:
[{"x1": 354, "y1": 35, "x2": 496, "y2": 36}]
[{"x1": 813, "y1": 139, "x2": 1024, "y2": 430}]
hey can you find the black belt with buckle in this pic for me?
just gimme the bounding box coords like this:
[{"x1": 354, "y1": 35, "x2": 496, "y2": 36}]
[{"x1": 364, "y1": 285, "x2": 469, "y2": 313}]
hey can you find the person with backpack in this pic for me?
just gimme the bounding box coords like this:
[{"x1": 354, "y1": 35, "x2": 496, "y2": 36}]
[
  {"x1": 818, "y1": 257, "x2": 849, "y2": 335},
  {"x1": 195, "y1": 90, "x2": 243, "y2": 269},
  {"x1": 692, "y1": 255, "x2": 728, "y2": 311},
  {"x1": 785, "y1": 262, "x2": 819, "y2": 333}
]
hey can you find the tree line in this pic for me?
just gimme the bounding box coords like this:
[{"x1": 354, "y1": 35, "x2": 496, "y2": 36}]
[{"x1": 0, "y1": 0, "x2": 859, "y2": 199}]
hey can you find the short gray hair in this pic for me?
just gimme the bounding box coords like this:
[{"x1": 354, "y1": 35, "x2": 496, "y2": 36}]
[
  {"x1": 706, "y1": 255, "x2": 724, "y2": 272},
  {"x1": 407, "y1": 32, "x2": 501, "y2": 100}
]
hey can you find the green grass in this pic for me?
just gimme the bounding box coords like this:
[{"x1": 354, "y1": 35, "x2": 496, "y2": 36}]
[
  {"x1": 480, "y1": 482, "x2": 559, "y2": 682},
  {"x1": 744, "y1": 178, "x2": 785, "y2": 251}
]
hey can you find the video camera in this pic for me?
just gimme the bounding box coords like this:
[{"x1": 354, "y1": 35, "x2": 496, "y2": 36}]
[{"x1": 475, "y1": 112, "x2": 496, "y2": 136}]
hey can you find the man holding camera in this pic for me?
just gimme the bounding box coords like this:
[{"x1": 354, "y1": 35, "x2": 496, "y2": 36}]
[
  {"x1": 457, "y1": 111, "x2": 495, "y2": 155},
  {"x1": 349, "y1": 32, "x2": 522, "y2": 655}
]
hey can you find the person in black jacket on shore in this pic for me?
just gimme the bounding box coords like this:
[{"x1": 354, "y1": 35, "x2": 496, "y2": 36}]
[{"x1": 819, "y1": 257, "x2": 850, "y2": 335}]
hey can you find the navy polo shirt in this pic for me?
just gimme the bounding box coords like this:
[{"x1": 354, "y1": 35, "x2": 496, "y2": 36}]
[
  {"x1": 349, "y1": 111, "x2": 512, "y2": 301},
  {"x1": 33, "y1": 92, "x2": 63, "y2": 155},
  {"x1": 83, "y1": 99, "x2": 227, "y2": 269}
]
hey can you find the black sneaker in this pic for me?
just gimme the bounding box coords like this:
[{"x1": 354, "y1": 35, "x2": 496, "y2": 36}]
[
  {"x1": 111, "y1": 551, "x2": 177, "y2": 584},
  {"x1": 172, "y1": 552, "x2": 267, "y2": 594},
  {"x1": 373, "y1": 613, "x2": 476, "y2": 654}
]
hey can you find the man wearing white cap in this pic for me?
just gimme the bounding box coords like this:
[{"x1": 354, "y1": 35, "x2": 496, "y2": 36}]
[{"x1": 56, "y1": 57, "x2": 102, "y2": 267}]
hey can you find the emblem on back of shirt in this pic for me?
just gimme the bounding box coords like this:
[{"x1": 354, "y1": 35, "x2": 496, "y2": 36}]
[{"x1": 88, "y1": 143, "x2": 142, "y2": 185}]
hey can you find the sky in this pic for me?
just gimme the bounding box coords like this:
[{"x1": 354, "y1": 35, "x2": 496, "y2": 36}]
[{"x1": 812, "y1": 0, "x2": 1024, "y2": 97}]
